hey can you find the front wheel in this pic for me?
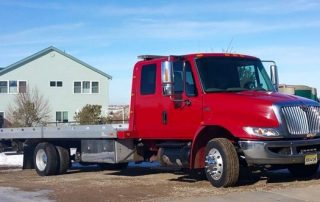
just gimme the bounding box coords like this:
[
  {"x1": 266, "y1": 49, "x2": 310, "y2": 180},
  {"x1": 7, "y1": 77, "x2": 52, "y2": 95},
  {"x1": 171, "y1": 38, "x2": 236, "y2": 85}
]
[
  {"x1": 205, "y1": 138, "x2": 239, "y2": 187},
  {"x1": 288, "y1": 163, "x2": 319, "y2": 178}
]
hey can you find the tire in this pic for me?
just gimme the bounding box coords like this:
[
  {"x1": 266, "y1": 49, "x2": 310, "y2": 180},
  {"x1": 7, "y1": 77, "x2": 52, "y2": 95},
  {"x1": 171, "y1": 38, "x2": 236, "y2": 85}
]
[
  {"x1": 34, "y1": 142, "x2": 58, "y2": 176},
  {"x1": 204, "y1": 138, "x2": 239, "y2": 187},
  {"x1": 288, "y1": 163, "x2": 319, "y2": 178},
  {"x1": 56, "y1": 146, "x2": 70, "y2": 175},
  {"x1": 98, "y1": 162, "x2": 128, "y2": 170}
]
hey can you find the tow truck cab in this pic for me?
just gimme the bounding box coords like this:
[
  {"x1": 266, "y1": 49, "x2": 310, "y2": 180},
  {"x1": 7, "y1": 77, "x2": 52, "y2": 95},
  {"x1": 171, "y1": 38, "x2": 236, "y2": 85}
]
[{"x1": 126, "y1": 53, "x2": 320, "y2": 187}]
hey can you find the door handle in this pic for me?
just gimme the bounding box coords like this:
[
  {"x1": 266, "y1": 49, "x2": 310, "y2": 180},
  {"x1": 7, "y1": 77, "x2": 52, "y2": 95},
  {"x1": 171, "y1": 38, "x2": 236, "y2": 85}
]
[{"x1": 162, "y1": 111, "x2": 168, "y2": 125}]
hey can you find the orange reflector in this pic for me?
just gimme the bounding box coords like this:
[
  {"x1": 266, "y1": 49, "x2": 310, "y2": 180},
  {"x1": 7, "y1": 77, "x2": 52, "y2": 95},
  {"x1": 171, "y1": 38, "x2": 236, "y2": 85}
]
[
  {"x1": 196, "y1": 54, "x2": 204, "y2": 57},
  {"x1": 164, "y1": 68, "x2": 169, "y2": 82},
  {"x1": 224, "y1": 53, "x2": 230, "y2": 56}
]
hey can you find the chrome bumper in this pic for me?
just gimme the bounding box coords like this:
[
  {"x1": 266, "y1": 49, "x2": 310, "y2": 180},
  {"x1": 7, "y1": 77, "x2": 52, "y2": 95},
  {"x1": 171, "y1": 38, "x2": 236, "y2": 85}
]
[{"x1": 238, "y1": 138, "x2": 320, "y2": 165}]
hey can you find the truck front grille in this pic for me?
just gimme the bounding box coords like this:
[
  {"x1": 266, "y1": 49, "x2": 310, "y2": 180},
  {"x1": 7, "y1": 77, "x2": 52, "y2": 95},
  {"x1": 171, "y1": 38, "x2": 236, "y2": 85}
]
[{"x1": 281, "y1": 106, "x2": 320, "y2": 135}]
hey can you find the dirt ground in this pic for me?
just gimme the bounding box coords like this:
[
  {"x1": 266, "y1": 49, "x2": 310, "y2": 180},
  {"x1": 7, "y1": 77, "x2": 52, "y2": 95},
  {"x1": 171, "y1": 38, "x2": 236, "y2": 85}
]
[{"x1": 1, "y1": 165, "x2": 320, "y2": 202}]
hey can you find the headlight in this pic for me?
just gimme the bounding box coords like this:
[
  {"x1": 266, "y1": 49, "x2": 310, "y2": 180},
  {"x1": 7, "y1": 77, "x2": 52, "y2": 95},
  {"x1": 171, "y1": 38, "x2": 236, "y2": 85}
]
[{"x1": 243, "y1": 127, "x2": 280, "y2": 137}]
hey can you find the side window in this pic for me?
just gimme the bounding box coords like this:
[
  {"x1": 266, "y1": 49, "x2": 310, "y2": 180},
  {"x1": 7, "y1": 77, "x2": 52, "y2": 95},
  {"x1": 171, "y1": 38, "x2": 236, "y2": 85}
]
[
  {"x1": 184, "y1": 62, "x2": 197, "y2": 97},
  {"x1": 173, "y1": 61, "x2": 184, "y2": 94},
  {"x1": 140, "y1": 64, "x2": 156, "y2": 95}
]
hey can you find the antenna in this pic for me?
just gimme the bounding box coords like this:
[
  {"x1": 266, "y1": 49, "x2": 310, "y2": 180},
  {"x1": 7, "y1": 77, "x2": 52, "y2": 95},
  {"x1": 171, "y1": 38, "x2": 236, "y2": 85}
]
[{"x1": 223, "y1": 38, "x2": 234, "y2": 53}]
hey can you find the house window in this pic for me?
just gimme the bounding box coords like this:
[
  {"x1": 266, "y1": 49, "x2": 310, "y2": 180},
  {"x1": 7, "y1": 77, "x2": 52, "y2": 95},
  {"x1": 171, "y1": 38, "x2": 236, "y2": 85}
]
[
  {"x1": 50, "y1": 81, "x2": 56, "y2": 87},
  {"x1": 19, "y1": 81, "x2": 27, "y2": 93},
  {"x1": 56, "y1": 111, "x2": 68, "y2": 123},
  {"x1": 74, "y1": 82, "x2": 81, "y2": 93},
  {"x1": 50, "y1": 81, "x2": 62, "y2": 87},
  {"x1": 92, "y1": 82, "x2": 99, "y2": 93},
  {"x1": 9, "y1": 80, "x2": 18, "y2": 93},
  {"x1": 82, "y1": 81, "x2": 90, "y2": 93},
  {"x1": 0, "y1": 81, "x2": 8, "y2": 93}
]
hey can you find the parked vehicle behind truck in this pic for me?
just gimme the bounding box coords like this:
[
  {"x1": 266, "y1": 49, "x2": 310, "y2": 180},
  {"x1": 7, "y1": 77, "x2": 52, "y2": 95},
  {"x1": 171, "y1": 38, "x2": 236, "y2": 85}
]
[
  {"x1": 1, "y1": 53, "x2": 320, "y2": 188},
  {"x1": 279, "y1": 84, "x2": 319, "y2": 102}
]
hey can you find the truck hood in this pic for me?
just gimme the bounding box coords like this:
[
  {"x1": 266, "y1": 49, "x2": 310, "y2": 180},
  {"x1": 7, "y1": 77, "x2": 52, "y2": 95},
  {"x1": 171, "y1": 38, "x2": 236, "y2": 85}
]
[{"x1": 202, "y1": 90, "x2": 319, "y2": 139}]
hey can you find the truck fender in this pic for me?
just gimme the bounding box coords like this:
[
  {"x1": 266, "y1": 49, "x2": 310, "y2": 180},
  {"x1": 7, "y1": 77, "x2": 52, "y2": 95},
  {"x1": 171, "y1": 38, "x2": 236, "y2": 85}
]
[{"x1": 189, "y1": 125, "x2": 235, "y2": 169}]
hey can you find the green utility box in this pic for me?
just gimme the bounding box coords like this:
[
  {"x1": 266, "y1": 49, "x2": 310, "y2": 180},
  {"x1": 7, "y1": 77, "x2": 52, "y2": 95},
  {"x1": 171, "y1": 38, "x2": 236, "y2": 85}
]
[{"x1": 279, "y1": 84, "x2": 319, "y2": 102}]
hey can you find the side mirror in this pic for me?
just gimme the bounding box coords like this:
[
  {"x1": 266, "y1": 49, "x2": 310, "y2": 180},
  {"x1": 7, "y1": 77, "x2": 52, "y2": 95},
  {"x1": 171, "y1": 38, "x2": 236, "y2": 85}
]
[
  {"x1": 161, "y1": 61, "x2": 174, "y2": 96},
  {"x1": 270, "y1": 64, "x2": 279, "y2": 91}
]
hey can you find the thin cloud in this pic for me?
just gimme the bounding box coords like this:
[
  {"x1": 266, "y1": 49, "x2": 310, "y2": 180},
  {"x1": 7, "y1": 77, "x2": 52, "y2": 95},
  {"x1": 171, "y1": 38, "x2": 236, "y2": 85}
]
[
  {"x1": 0, "y1": 0, "x2": 64, "y2": 10},
  {"x1": 109, "y1": 19, "x2": 320, "y2": 40},
  {"x1": 0, "y1": 23, "x2": 85, "y2": 47}
]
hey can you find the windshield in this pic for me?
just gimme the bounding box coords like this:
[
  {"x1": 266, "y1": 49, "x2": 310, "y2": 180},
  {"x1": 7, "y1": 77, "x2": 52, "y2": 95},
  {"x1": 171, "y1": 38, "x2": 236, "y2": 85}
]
[{"x1": 195, "y1": 57, "x2": 275, "y2": 92}]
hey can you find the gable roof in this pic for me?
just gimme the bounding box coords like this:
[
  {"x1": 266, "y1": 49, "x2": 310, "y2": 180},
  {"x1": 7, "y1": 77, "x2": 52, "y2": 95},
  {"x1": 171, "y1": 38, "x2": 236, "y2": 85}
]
[{"x1": 0, "y1": 46, "x2": 112, "y2": 79}]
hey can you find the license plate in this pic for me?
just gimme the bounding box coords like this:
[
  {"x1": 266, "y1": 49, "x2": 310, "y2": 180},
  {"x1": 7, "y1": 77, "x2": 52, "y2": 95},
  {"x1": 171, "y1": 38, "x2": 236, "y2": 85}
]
[{"x1": 305, "y1": 154, "x2": 318, "y2": 165}]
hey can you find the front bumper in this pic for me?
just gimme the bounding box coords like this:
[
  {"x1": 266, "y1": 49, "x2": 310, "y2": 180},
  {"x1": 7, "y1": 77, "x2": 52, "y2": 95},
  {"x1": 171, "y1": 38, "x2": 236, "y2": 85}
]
[{"x1": 238, "y1": 138, "x2": 320, "y2": 165}]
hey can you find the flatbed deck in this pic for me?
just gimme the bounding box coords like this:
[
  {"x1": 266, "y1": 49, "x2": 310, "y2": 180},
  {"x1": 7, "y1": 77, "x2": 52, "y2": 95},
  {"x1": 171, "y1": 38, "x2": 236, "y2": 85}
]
[{"x1": 0, "y1": 125, "x2": 119, "y2": 139}]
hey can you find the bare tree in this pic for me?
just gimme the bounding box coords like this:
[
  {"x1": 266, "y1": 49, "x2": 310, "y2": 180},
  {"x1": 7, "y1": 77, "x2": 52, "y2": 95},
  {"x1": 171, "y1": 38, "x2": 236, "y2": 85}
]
[{"x1": 6, "y1": 87, "x2": 51, "y2": 127}]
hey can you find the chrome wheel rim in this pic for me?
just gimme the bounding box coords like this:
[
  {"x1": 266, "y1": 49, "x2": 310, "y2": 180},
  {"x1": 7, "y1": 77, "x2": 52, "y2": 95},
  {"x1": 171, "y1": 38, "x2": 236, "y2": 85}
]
[
  {"x1": 205, "y1": 148, "x2": 223, "y2": 180},
  {"x1": 36, "y1": 149, "x2": 47, "y2": 171}
]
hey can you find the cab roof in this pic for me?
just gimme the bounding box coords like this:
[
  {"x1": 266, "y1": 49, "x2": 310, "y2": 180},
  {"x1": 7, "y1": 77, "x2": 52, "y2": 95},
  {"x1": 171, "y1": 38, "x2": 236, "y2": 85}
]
[{"x1": 138, "y1": 53, "x2": 259, "y2": 61}]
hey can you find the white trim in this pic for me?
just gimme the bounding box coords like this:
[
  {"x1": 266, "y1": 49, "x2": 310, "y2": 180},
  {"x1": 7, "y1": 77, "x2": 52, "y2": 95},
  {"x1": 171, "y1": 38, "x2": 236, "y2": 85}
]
[
  {"x1": 72, "y1": 80, "x2": 100, "y2": 94},
  {"x1": 18, "y1": 80, "x2": 27, "y2": 93},
  {"x1": 91, "y1": 81, "x2": 100, "y2": 94},
  {"x1": 82, "y1": 81, "x2": 91, "y2": 94},
  {"x1": 55, "y1": 110, "x2": 69, "y2": 122},
  {"x1": 0, "y1": 80, "x2": 28, "y2": 94},
  {"x1": 50, "y1": 80, "x2": 63, "y2": 87},
  {"x1": 73, "y1": 81, "x2": 82, "y2": 94},
  {"x1": 8, "y1": 80, "x2": 18, "y2": 94},
  {"x1": 0, "y1": 80, "x2": 8, "y2": 94}
]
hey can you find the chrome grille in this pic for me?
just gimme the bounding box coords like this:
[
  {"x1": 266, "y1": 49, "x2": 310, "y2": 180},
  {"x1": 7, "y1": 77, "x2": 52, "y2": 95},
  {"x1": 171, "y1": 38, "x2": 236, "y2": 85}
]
[{"x1": 281, "y1": 106, "x2": 320, "y2": 135}]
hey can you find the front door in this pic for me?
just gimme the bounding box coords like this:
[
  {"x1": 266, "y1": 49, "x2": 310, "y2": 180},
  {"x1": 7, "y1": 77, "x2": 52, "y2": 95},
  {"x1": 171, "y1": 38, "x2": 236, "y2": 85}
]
[{"x1": 161, "y1": 59, "x2": 202, "y2": 139}]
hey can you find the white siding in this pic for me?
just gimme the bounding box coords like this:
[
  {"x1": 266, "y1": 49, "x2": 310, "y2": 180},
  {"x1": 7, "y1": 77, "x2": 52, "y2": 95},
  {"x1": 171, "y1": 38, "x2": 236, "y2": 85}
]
[{"x1": 0, "y1": 50, "x2": 110, "y2": 123}]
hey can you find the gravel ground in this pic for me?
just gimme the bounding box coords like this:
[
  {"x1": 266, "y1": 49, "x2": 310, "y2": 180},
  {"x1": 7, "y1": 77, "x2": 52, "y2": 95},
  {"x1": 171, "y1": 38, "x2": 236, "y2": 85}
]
[{"x1": 0, "y1": 165, "x2": 320, "y2": 202}]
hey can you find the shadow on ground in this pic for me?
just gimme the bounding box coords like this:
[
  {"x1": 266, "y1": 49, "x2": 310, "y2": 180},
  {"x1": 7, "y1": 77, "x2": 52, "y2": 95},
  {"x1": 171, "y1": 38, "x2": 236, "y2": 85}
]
[{"x1": 66, "y1": 162, "x2": 320, "y2": 187}]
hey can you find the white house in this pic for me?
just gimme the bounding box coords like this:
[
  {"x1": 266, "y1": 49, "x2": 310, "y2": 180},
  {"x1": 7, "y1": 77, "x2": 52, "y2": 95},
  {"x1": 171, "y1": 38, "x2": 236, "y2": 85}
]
[{"x1": 0, "y1": 46, "x2": 112, "y2": 126}]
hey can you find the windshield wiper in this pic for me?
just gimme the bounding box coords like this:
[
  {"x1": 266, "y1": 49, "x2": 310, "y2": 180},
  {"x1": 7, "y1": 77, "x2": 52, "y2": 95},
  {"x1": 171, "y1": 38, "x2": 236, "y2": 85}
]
[
  {"x1": 250, "y1": 87, "x2": 267, "y2": 92},
  {"x1": 206, "y1": 88, "x2": 248, "y2": 92},
  {"x1": 226, "y1": 88, "x2": 247, "y2": 92}
]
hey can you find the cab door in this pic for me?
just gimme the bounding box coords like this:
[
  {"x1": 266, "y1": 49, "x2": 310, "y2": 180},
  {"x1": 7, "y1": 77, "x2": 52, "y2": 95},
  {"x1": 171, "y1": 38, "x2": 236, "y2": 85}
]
[
  {"x1": 161, "y1": 60, "x2": 203, "y2": 139},
  {"x1": 134, "y1": 61, "x2": 163, "y2": 139}
]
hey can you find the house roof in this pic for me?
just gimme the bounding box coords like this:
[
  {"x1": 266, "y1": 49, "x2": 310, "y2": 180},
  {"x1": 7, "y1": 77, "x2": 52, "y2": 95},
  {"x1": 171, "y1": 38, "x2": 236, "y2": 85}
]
[{"x1": 0, "y1": 46, "x2": 112, "y2": 79}]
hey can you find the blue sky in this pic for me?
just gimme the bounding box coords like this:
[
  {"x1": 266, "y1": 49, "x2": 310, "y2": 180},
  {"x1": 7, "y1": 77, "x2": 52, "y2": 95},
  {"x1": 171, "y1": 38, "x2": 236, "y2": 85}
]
[{"x1": 0, "y1": 0, "x2": 319, "y2": 104}]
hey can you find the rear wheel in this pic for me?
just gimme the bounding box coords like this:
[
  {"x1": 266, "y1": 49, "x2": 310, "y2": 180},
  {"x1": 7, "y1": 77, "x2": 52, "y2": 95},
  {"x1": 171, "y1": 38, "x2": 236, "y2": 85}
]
[
  {"x1": 56, "y1": 146, "x2": 70, "y2": 175},
  {"x1": 288, "y1": 163, "x2": 319, "y2": 178},
  {"x1": 205, "y1": 138, "x2": 239, "y2": 187},
  {"x1": 34, "y1": 142, "x2": 58, "y2": 176}
]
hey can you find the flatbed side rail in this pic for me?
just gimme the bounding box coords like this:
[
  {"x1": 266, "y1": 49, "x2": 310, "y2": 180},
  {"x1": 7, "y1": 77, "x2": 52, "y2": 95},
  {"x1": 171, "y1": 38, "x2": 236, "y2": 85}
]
[{"x1": 0, "y1": 125, "x2": 117, "y2": 139}]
